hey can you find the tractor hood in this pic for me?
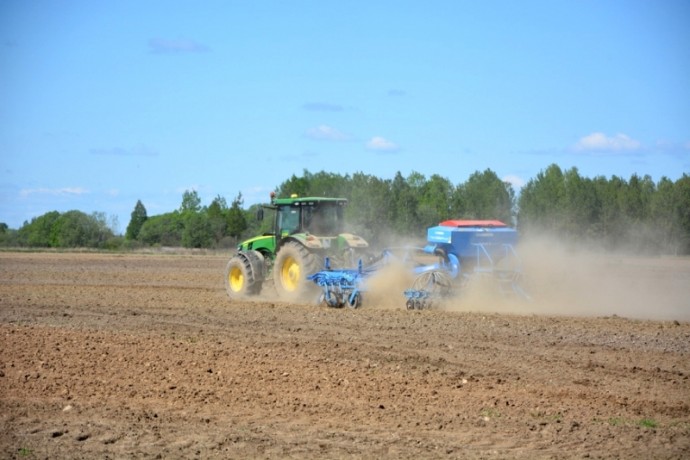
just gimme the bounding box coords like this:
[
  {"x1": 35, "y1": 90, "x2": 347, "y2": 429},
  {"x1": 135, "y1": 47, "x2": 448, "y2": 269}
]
[{"x1": 289, "y1": 232, "x2": 369, "y2": 251}]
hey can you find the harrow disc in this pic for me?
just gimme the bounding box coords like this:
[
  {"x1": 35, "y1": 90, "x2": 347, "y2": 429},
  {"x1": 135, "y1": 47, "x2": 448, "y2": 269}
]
[
  {"x1": 403, "y1": 270, "x2": 453, "y2": 310},
  {"x1": 347, "y1": 292, "x2": 362, "y2": 309}
]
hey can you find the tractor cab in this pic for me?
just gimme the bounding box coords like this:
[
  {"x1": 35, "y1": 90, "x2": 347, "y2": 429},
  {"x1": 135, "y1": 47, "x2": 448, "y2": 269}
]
[{"x1": 273, "y1": 196, "x2": 346, "y2": 238}]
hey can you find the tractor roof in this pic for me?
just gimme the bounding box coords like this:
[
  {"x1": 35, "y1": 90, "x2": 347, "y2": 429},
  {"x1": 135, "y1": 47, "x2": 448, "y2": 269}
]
[
  {"x1": 272, "y1": 196, "x2": 348, "y2": 206},
  {"x1": 439, "y1": 219, "x2": 508, "y2": 228}
]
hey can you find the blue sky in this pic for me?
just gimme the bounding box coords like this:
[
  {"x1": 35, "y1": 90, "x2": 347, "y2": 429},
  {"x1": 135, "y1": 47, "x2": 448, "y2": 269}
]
[{"x1": 1, "y1": 1, "x2": 688, "y2": 232}]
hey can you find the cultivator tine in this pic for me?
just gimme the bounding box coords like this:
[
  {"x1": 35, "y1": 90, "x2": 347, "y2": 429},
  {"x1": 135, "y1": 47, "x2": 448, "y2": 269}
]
[
  {"x1": 507, "y1": 272, "x2": 531, "y2": 301},
  {"x1": 308, "y1": 258, "x2": 367, "y2": 309}
]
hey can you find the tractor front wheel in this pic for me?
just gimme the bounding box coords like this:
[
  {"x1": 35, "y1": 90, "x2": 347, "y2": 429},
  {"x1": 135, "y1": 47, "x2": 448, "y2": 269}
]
[
  {"x1": 225, "y1": 251, "x2": 264, "y2": 298},
  {"x1": 273, "y1": 241, "x2": 320, "y2": 301}
]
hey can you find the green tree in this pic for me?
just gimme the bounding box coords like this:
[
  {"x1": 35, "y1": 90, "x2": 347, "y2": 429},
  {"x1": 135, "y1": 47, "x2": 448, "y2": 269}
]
[
  {"x1": 390, "y1": 171, "x2": 420, "y2": 235},
  {"x1": 346, "y1": 172, "x2": 392, "y2": 245},
  {"x1": 52, "y1": 210, "x2": 114, "y2": 248},
  {"x1": 619, "y1": 174, "x2": 653, "y2": 223},
  {"x1": 15, "y1": 211, "x2": 115, "y2": 248},
  {"x1": 462, "y1": 169, "x2": 515, "y2": 224},
  {"x1": 518, "y1": 164, "x2": 565, "y2": 231},
  {"x1": 304, "y1": 170, "x2": 350, "y2": 197},
  {"x1": 651, "y1": 177, "x2": 678, "y2": 253},
  {"x1": 596, "y1": 175, "x2": 627, "y2": 244},
  {"x1": 17, "y1": 211, "x2": 60, "y2": 247},
  {"x1": 125, "y1": 200, "x2": 148, "y2": 240},
  {"x1": 207, "y1": 195, "x2": 228, "y2": 245},
  {"x1": 226, "y1": 192, "x2": 248, "y2": 241},
  {"x1": 562, "y1": 167, "x2": 598, "y2": 239},
  {"x1": 177, "y1": 189, "x2": 212, "y2": 248},
  {"x1": 276, "y1": 172, "x2": 310, "y2": 197},
  {"x1": 138, "y1": 212, "x2": 184, "y2": 246},
  {"x1": 673, "y1": 174, "x2": 690, "y2": 253},
  {"x1": 275, "y1": 169, "x2": 351, "y2": 199},
  {"x1": 0, "y1": 223, "x2": 18, "y2": 247},
  {"x1": 180, "y1": 189, "x2": 202, "y2": 213},
  {"x1": 418, "y1": 174, "x2": 455, "y2": 227},
  {"x1": 182, "y1": 212, "x2": 212, "y2": 248}
]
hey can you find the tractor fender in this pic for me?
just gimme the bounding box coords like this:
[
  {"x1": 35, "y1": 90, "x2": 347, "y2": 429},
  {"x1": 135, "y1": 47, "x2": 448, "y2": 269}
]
[
  {"x1": 278, "y1": 234, "x2": 323, "y2": 251},
  {"x1": 280, "y1": 233, "x2": 369, "y2": 251}
]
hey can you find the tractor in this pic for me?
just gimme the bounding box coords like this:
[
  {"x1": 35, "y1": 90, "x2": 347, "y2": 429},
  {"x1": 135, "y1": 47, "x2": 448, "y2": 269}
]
[{"x1": 224, "y1": 193, "x2": 369, "y2": 301}]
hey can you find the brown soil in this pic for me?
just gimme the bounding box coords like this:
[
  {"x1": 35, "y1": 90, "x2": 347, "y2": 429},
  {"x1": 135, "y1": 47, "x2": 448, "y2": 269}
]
[{"x1": 1, "y1": 251, "x2": 688, "y2": 459}]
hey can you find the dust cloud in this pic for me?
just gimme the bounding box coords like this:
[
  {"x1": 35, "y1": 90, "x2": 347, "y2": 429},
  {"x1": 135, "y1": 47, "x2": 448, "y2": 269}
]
[
  {"x1": 362, "y1": 234, "x2": 690, "y2": 321},
  {"x1": 510, "y1": 235, "x2": 690, "y2": 320},
  {"x1": 364, "y1": 262, "x2": 415, "y2": 310}
]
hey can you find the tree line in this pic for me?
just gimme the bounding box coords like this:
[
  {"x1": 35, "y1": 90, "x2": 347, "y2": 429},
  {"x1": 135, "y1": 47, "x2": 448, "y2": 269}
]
[
  {"x1": 124, "y1": 190, "x2": 248, "y2": 249},
  {"x1": 519, "y1": 165, "x2": 690, "y2": 254},
  {"x1": 1, "y1": 165, "x2": 689, "y2": 254},
  {"x1": 0, "y1": 210, "x2": 120, "y2": 249}
]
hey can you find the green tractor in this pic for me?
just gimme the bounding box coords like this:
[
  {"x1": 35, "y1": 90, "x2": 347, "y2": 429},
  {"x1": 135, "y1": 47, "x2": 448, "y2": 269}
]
[{"x1": 225, "y1": 193, "x2": 369, "y2": 301}]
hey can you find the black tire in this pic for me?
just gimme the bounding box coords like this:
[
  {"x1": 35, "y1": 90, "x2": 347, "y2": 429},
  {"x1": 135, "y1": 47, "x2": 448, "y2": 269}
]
[
  {"x1": 273, "y1": 241, "x2": 320, "y2": 301},
  {"x1": 225, "y1": 251, "x2": 264, "y2": 298}
]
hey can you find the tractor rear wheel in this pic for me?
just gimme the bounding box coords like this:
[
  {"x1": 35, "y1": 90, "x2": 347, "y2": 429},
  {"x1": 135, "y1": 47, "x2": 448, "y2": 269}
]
[
  {"x1": 273, "y1": 241, "x2": 320, "y2": 301},
  {"x1": 225, "y1": 251, "x2": 264, "y2": 298}
]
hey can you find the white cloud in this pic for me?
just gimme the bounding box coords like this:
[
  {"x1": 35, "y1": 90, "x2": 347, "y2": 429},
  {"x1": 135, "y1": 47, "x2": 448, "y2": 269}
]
[
  {"x1": 305, "y1": 125, "x2": 350, "y2": 141},
  {"x1": 572, "y1": 132, "x2": 641, "y2": 152},
  {"x1": 502, "y1": 174, "x2": 526, "y2": 189},
  {"x1": 19, "y1": 187, "x2": 89, "y2": 197},
  {"x1": 366, "y1": 136, "x2": 399, "y2": 152}
]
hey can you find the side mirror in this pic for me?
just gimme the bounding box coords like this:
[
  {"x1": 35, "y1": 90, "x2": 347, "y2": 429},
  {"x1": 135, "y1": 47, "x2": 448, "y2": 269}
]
[{"x1": 256, "y1": 208, "x2": 264, "y2": 221}]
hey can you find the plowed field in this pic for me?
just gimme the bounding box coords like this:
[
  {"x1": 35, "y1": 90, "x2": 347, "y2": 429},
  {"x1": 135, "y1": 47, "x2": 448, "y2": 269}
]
[{"x1": 1, "y1": 251, "x2": 689, "y2": 459}]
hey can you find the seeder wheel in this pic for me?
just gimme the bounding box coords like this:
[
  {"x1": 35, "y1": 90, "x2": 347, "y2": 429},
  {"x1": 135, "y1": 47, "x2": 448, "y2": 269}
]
[{"x1": 412, "y1": 271, "x2": 452, "y2": 297}]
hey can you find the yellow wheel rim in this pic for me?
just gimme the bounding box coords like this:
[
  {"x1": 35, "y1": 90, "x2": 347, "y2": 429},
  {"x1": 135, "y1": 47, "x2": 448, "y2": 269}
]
[
  {"x1": 229, "y1": 266, "x2": 244, "y2": 292},
  {"x1": 280, "y1": 256, "x2": 300, "y2": 292}
]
